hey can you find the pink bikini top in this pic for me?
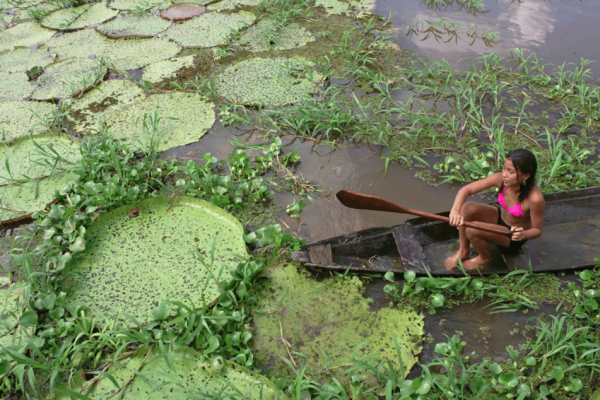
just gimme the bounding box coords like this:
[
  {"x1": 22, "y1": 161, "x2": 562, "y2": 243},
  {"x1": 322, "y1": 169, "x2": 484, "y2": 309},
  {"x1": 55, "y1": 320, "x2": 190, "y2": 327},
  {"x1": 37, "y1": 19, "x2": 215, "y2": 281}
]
[{"x1": 498, "y1": 186, "x2": 524, "y2": 217}]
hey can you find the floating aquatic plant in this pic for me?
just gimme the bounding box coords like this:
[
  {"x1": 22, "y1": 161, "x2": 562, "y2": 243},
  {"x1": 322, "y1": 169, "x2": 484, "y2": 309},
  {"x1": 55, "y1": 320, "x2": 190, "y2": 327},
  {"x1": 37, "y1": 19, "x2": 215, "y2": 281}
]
[
  {"x1": 39, "y1": 3, "x2": 89, "y2": 30},
  {"x1": 209, "y1": 0, "x2": 260, "y2": 11},
  {"x1": 0, "y1": 22, "x2": 55, "y2": 52},
  {"x1": 160, "y1": 11, "x2": 255, "y2": 48},
  {"x1": 62, "y1": 196, "x2": 247, "y2": 325},
  {"x1": 105, "y1": 92, "x2": 215, "y2": 151},
  {"x1": 236, "y1": 19, "x2": 315, "y2": 53},
  {"x1": 45, "y1": 29, "x2": 111, "y2": 60},
  {"x1": 104, "y1": 37, "x2": 182, "y2": 70},
  {"x1": 216, "y1": 57, "x2": 322, "y2": 106},
  {"x1": 314, "y1": 0, "x2": 373, "y2": 15},
  {"x1": 109, "y1": 0, "x2": 165, "y2": 11},
  {"x1": 0, "y1": 72, "x2": 33, "y2": 101},
  {"x1": 0, "y1": 281, "x2": 33, "y2": 363},
  {"x1": 0, "y1": 46, "x2": 54, "y2": 73},
  {"x1": 31, "y1": 58, "x2": 107, "y2": 100},
  {"x1": 0, "y1": 101, "x2": 57, "y2": 140},
  {"x1": 141, "y1": 55, "x2": 194, "y2": 83},
  {"x1": 68, "y1": 2, "x2": 119, "y2": 30},
  {"x1": 97, "y1": 13, "x2": 171, "y2": 39},
  {"x1": 159, "y1": 3, "x2": 205, "y2": 21}
]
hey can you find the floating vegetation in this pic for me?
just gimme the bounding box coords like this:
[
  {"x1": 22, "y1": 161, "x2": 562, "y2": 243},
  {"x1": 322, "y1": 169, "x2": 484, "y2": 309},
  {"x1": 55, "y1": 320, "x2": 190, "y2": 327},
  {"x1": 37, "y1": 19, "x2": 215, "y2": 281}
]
[
  {"x1": 0, "y1": 12, "x2": 13, "y2": 28},
  {"x1": 209, "y1": 0, "x2": 260, "y2": 10},
  {"x1": 67, "y1": 2, "x2": 119, "y2": 30},
  {"x1": 62, "y1": 196, "x2": 247, "y2": 325},
  {"x1": 313, "y1": 0, "x2": 373, "y2": 15},
  {"x1": 0, "y1": 46, "x2": 54, "y2": 73},
  {"x1": 160, "y1": 11, "x2": 255, "y2": 48},
  {"x1": 0, "y1": 281, "x2": 32, "y2": 361},
  {"x1": 159, "y1": 3, "x2": 205, "y2": 21},
  {"x1": 236, "y1": 19, "x2": 315, "y2": 52},
  {"x1": 69, "y1": 79, "x2": 144, "y2": 133},
  {"x1": 0, "y1": 22, "x2": 55, "y2": 52},
  {"x1": 0, "y1": 72, "x2": 33, "y2": 101},
  {"x1": 105, "y1": 92, "x2": 216, "y2": 151},
  {"x1": 39, "y1": 3, "x2": 89, "y2": 30},
  {"x1": 45, "y1": 28, "x2": 111, "y2": 59},
  {"x1": 252, "y1": 263, "x2": 424, "y2": 377},
  {"x1": 31, "y1": 58, "x2": 107, "y2": 100},
  {"x1": 0, "y1": 134, "x2": 81, "y2": 185},
  {"x1": 216, "y1": 57, "x2": 323, "y2": 106},
  {"x1": 97, "y1": 13, "x2": 172, "y2": 39},
  {"x1": 104, "y1": 37, "x2": 182, "y2": 70},
  {"x1": 142, "y1": 55, "x2": 194, "y2": 83},
  {"x1": 109, "y1": 0, "x2": 165, "y2": 11},
  {"x1": 0, "y1": 101, "x2": 57, "y2": 140},
  {"x1": 58, "y1": 347, "x2": 285, "y2": 399}
]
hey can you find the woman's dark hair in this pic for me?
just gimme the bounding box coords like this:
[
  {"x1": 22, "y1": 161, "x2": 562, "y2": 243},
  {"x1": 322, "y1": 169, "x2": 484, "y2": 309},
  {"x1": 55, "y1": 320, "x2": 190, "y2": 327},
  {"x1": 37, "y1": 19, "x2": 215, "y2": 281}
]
[{"x1": 506, "y1": 148, "x2": 537, "y2": 202}]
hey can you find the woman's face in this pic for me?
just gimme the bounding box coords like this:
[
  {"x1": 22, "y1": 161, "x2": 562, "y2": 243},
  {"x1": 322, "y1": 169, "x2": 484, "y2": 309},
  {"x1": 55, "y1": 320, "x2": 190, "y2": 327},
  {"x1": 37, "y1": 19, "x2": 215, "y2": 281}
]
[{"x1": 502, "y1": 158, "x2": 526, "y2": 187}]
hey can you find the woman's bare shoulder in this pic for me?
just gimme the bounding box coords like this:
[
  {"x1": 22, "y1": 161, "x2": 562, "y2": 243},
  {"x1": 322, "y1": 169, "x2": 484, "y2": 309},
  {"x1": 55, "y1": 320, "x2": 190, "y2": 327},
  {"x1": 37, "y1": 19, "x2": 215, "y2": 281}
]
[{"x1": 529, "y1": 187, "x2": 545, "y2": 205}]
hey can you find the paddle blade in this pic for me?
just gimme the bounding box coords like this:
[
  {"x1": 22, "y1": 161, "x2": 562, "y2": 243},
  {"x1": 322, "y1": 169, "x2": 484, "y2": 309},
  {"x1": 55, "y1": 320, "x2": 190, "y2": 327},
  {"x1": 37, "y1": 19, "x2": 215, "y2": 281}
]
[{"x1": 336, "y1": 190, "x2": 409, "y2": 214}]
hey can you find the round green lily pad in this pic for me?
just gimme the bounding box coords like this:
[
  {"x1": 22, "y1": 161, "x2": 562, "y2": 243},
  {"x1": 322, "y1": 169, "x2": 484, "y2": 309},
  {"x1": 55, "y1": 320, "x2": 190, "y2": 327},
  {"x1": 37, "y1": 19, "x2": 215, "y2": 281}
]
[
  {"x1": 109, "y1": 0, "x2": 165, "y2": 11},
  {"x1": 0, "y1": 72, "x2": 33, "y2": 101},
  {"x1": 216, "y1": 57, "x2": 322, "y2": 106},
  {"x1": 40, "y1": 3, "x2": 89, "y2": 30},
  {"x1": 97, "y1": 13, "x2": 171, "y2": 39},
  {"x1": 0, "y1": 134, "x2": 81, "y2": 185},
  {"x1": 68, "y1": 2, "x2": 119, "y2": 30},
  {"x1": 0, "y1": 22, "x2": 56, "y2": 52},
  {"x1": 142, "y1": 55, "x2": 194, "y2": 83},
  {"x1": 0, "y1": 282, "x2": 33, "y2": 363},
  {"x1": 0, "y1": 47, "x2": 54, "y2": 74},
  {"x1": 0, "y1": 101, "x2": 57, "y2": 140},
  {"x1": 104, "y1": 37, "x2": 182, "y2": 70},
  {"x1": 237, "y1": 19, "x2": 315, "y2": 53},
  {"x1": 62, "y1": 196, "x2": 247, "y2": 325},
  {"x1": 69, "y1": 79, "x2": 144, "y2": 133},
  {"x1": 1, "y1": 13, "x2": 14, "y2": 28},
  {"x1": 58, "y1": 347, "x2": 285, "y2": 399},
  {"x1": 160, "y1": 4, "x2": 205, "y2": 21},
  {"x1": 46, "y1": 29, "x2": 111, "y2": 60},
  {"x1": 160, "y1": 11, "x2": 255, "y2": 48},
  {"x1": 172, "y1": 0, "x2": 211, "y2": 4},
  {"x1": 209, "y1": 0, "x2": 260, "y2": 11},
  {"x1": 105, "y1": 92, "x2": 215, "y2": 151},
  {"x1": 31, "y1": 58, "x2": 107, "y2": 100}
]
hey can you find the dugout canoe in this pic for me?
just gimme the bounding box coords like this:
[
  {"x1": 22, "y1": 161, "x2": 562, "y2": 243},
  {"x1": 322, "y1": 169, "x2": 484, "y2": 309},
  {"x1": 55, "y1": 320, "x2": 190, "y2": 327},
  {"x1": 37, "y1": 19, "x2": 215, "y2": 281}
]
[{"x1": 292, "y1": 186, "x2": 600, "y2": 276}]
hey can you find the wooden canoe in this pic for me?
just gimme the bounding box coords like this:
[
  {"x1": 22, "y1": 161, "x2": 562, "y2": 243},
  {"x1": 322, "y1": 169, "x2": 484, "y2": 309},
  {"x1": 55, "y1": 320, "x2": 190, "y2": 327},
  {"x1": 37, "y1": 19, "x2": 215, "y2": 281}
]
[{"x1": 293, "y1": 186, "x2": 600, "y2": 276}]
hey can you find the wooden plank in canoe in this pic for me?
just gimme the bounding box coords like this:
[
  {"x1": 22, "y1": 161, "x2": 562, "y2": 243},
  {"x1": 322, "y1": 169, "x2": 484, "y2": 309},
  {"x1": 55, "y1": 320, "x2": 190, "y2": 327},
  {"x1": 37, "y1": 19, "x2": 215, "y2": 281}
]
[
  {"x1": 309, "y1": 244, "x2": 333, "y2": 266},
  {"x1": 391, "y1": 225, "x2": 429, "y2": 273}
]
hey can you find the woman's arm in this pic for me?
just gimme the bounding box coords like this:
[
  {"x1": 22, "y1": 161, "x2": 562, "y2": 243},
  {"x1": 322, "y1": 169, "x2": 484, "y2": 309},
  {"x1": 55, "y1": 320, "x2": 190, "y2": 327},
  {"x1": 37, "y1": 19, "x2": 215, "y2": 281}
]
[
  {"x1": 511, "y1": 190, "x2": 545, "y2": 241},
  {"x1": 449, "y1": 172, "x2": 503, "y2": 226}
]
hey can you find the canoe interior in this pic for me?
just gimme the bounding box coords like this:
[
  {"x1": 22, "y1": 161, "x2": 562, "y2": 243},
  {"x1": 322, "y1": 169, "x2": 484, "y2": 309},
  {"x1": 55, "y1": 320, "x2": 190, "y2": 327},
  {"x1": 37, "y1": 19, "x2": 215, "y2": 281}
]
[{"x1": 302, "y1": 186, "x2": 600, "y2": 276}]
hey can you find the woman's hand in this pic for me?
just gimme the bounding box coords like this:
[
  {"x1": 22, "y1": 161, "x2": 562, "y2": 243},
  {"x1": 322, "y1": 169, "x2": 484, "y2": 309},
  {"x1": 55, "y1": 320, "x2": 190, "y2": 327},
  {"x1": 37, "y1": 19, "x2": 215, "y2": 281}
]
[
  {"x1": 449, "y1": 209, "x2": 464, "y2": 227},
  {"x1": 510, "y1": 227, "x2": 526, "y2": 241}
]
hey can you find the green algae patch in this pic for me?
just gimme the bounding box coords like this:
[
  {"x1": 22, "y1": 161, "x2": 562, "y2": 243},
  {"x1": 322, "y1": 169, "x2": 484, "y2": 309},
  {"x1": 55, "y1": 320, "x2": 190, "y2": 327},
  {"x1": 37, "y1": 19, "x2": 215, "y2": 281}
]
[
  {"x1": 0, "y1": 72, "x2": 33, "y2": 101},
  {"x1": 57, "y1": 347, "x2": 285, "y2": 399},
  {"x1": 105, "y1": 37, "x2": 182, "y2": 70},
  {"x1": 0, "y1": 101, "x2": 57, "y2": 140},
  {"x1": 0, "y1": 46, "x2": 54, "y2": 73},
  {"x1": 109, "y1": 0, "x2": 165, "y2": 11},
  {"x1": 236, "y1": 19, "x2": 315, "y2": 53},
  {"x1": 142, "y1": 55, "x2": 194, "y2": 83},
  {"x1": 105, "y1": 92, "x2": 215, "y2": 151},
  {"x1": 216, "y1": 57, "x2": 323, "y2": 106},
  {"x1": 39, "y1": 3, "x2": 89, "y2": 30},
  {"x1": 161, "y1": 11, "x2": 255, "y2": 48},
  {"x1": 45, "y1": 29, "x2": 112, "y2": 60},
  {"x1": 97, "y1": 13, "x2": 171, "y2": 39},
  {"x1": 0, "y1": 134, "x2": 81, "y2": 185},
  {"x1": 209, "y1": 0, "x2": 260, "y2": 11},
  {"x1": 0, "y1": 13, "x2": 13, "y2": 28},
  {"x1": 252, "y1": 264, "x2": 424, "y2": 378},
  {"x1": 61, "y1": 196, "x2": 247, "y2": 326},
  {"x1": 0, "y1": 172, "x2": 75, "y2": 222},
  {"x1": 0, "y1": 22, "x2": 55, "y2": 52},
  {"x1": 31, "y1": 58, "x2": 107, "y2": 100},
  {"x1": 68, "y1": 2, "x2": 119, "y2": 30},
  {"x1": 69, "y1": 79, "x2": 144, "y2": 133}
]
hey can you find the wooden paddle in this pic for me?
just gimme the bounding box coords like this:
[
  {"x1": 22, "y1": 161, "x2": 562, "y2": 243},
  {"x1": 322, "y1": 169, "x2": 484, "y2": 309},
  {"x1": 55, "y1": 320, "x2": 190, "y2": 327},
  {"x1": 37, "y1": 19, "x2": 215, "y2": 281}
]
[{"x1": 336, "y1": 190, "x2": 512, "y2": 237}]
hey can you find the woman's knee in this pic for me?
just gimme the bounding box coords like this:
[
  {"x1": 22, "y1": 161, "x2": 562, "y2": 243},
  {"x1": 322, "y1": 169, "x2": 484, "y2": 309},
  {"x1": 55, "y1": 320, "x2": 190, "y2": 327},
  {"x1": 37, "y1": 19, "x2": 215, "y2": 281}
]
[
  {"x1": 460, "y1": 202, "x2": 478, "y2": 219},
  {"x1": 465, "y1": 227, "x2": 481, "y2": 240}
]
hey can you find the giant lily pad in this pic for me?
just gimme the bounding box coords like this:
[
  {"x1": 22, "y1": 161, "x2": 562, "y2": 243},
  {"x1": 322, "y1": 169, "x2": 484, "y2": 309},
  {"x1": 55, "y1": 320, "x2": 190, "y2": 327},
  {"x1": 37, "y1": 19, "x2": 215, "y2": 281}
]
[
  {"x1": 104, "y1": 37, "x2": 182, "y2": 70},
  {"x1": 62, "y1": 196, "x2": 246, "y2": 325},
  {"x1": 160, "y1": 3, "x2": 205, "y2": 21},
  {"x1": 58, "y1": 347, "x2": 285, "y2": 399},
  {"x1": 0, "y1": 134, "x2": 81, "y2": 185},
  {"x1": 252, "y1": 264, "x2": 424, "y2": 378},
  {"x1": 0, "y1": 72, "x2": 33, "y2": 101},
  {"x1": 141, "y1": 55, "x2": 194, "y2": 83},
  {"x1": 160, "y1": 11, "x2": 255, "y2": 48},
  {"x1": 0, "y1": 280, "x2": 33, "y2": 364},
  {"x1": 31, "y1": 58, "x2": 107, "y2": 100},
  {"x1": 45, "y1": 29, "x2": 112, "y2": 60},
  {"x1": 68, "y1": 2, "x2": 119, "y2": 29},
  {"x1": 0, "y1": 13, "x2": 14, "y2": 28},
  {"x1": 0, "y1": 46, "x2": 54, "y2": 74},
  {"x1": 40, "y1": 3, "x2": 90, "y2": 30},
  {"x1": 97, "y1": 13, "x2": 171, "y2": 39},
  {"x1": 314, "y1": 0, "x2": 374, "y2": 14},
  {"x1": 209, "y1": 0, "x2": 260, "y2": 11},
  {"x1": 70, "y1": 79, "x2": 144, "y2": 133},
  {"x1": 0, "y1": 22, "x2": 55, "y2": 52},
  {"x1": 216, "y1": 57, "x2": 322, "y2": 106},
  {"x1": 236, "y1": 19, "x2": 315, "y2": 53},
  {"x1": 105, "y1": 92, "x2": 215, "y2": 151},
  {"x1": 109, "y1": 0, "x2": 165, "y2": 11},
  {"x1": 0, "y1": 101, "x2": 57, "y2": 140}
]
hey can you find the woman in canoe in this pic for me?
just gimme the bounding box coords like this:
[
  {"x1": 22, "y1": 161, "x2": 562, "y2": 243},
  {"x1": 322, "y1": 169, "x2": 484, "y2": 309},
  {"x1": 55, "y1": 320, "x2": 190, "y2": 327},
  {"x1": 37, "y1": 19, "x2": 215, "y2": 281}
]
[{"x1": 445, "y1": 149, "x2": 545, "y2": 270}]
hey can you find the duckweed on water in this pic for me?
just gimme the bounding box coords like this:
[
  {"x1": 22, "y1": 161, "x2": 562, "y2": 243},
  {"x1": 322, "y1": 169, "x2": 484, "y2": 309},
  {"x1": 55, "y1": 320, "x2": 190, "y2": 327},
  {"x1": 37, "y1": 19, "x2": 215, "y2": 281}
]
[
  {"x1": 236, "y1": 20, "x2": 316, "y2": 53},
  {"x1": 0, "y1": 46, "x2": 54, "y2": 74},
  {"x1": 104, "y1": 92, "x2": 215, "y2": 151},
  {"x1": 62, "y1": 196, "x2": 247, "y2": 326},
  {"x1": 142, "y1": 55, "x2": 194, "y2": 83},
  {"x1": 0, "y1": 22, "x2": 55, "y2": 52},
  {"x1": 0, "y1": 72, "x2": 33, "y2": 101},
  {"x1": 0, "y1": 101, "x2": 57, "y2": 140},
  {"x1": 31, "y1": 58, "x2": 107, "y2": 100},
  {"x1": 97, "y1": 13, "x2": 172, "y2": 39}
]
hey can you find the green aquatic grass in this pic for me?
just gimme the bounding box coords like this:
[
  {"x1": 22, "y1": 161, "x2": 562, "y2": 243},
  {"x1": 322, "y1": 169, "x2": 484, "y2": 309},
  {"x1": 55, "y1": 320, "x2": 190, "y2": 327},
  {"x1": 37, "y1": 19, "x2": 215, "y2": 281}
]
[
  {"x1": 0, "y1": 22, "x2": 55, "y2": 52},
  {"x1": 236, "y1": 19, "x2": 315, "y2": 53},
  {"x1": 141, "y1": 55, "x2": 194, "y2": 83},
  {"x1": 0, "y1": 46, "x2": 54, "y2": 73},
  {"x1": 0, "y1": 71, "x2": 33, "y2": 101},
  {"x1": 31, "y1": 58, "x2": 107, "y2": 100},
  {"x1": 97, "y1": 13, "x2": 171, "y2": 38}
]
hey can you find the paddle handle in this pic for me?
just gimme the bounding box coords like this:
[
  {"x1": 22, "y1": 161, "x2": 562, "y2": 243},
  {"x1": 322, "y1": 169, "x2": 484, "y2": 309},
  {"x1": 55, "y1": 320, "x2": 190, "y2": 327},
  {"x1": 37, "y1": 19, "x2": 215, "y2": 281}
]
[{"x1": 404, "y1": 208, "x2": 512, "y2": 237}]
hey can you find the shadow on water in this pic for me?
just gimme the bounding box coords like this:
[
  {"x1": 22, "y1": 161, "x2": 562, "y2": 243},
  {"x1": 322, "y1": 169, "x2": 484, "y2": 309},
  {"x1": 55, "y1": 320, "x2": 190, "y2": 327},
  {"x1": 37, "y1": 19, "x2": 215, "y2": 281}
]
[{"x1": 374, "y1": 0, "x2": 600, "y2": 76}]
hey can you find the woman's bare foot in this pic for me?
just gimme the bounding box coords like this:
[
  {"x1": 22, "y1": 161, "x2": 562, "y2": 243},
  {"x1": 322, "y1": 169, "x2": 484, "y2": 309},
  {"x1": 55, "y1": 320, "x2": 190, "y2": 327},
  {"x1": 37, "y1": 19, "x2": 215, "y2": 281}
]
[
  {"x1": 461, "y1": 255, "x2": 492, "y2": 270},
  {"x1": 444, "y1": 251, "x2": 470, "y2": 270}
]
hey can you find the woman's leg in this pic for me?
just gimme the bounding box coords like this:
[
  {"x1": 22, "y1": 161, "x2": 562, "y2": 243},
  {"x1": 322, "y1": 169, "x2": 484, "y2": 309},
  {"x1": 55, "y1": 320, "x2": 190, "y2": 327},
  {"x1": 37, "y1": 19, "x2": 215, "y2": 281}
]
[
  {"x1": 461, "y1": 208, "x2": 512, "y2": 269},
  {"x1": 444, "y1": 202, "x2": 505, "y2": 269}
]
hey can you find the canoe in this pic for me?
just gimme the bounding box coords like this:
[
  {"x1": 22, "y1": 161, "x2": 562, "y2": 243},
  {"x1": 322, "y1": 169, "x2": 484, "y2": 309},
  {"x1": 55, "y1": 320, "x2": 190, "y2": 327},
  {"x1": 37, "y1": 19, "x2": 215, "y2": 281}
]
[{"x1": 293, "y1": 186, "x2": 600, "y2": 276}]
